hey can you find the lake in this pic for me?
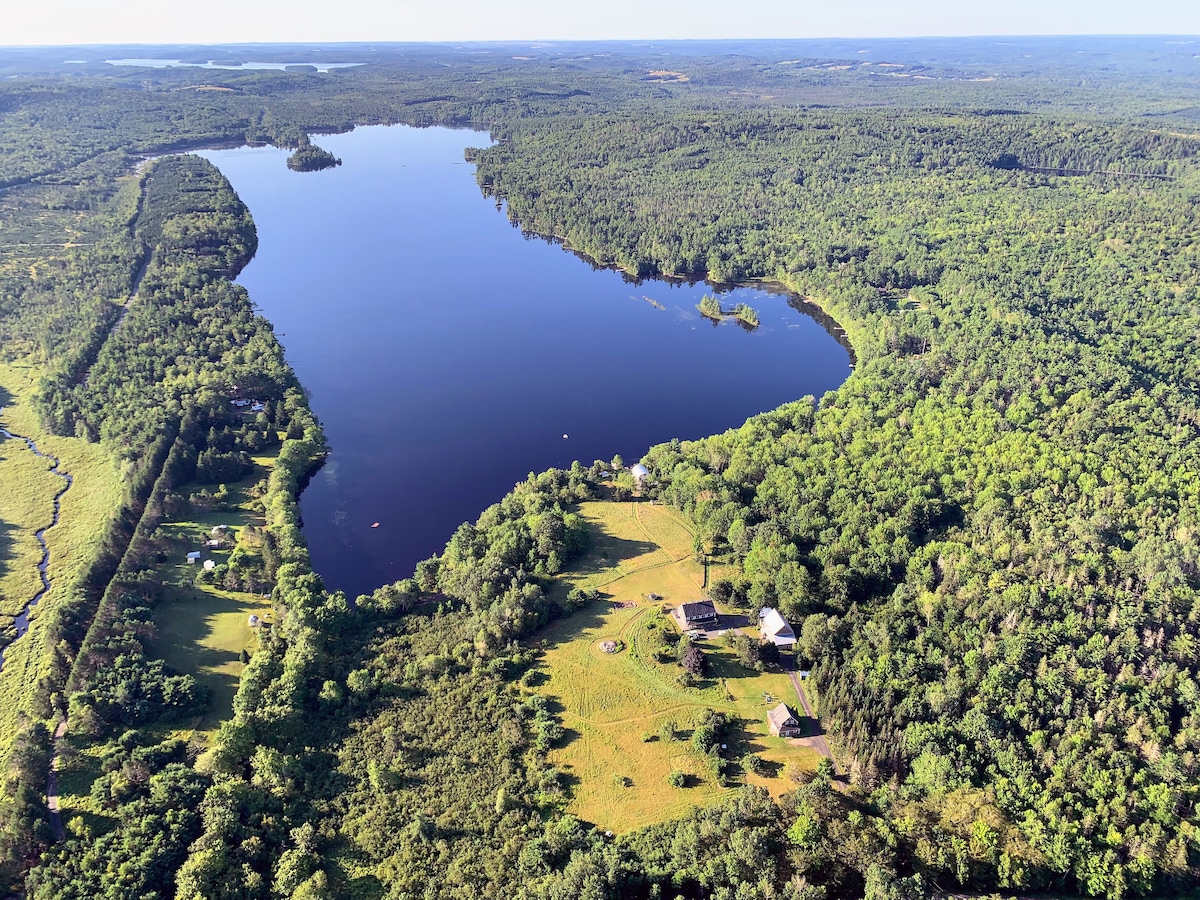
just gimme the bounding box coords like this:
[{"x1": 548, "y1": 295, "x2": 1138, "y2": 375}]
[
  {"x1": 200, "y1": 125, "x2": 850, "y2": 600},
  {"x1": 104, "y1": 59, "x2": 363, "y2": 72}
]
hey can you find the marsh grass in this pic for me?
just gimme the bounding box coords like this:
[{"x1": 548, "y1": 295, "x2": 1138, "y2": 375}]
[{"x1": 0, "y1": 361, "x2": 123, "y2": 752}]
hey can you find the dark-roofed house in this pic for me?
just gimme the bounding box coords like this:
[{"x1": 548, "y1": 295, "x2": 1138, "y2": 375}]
[
  {"x1": 767, "y1": 702, "x2": 803, "y2": 738},
  {"x1": 678, "y1": 600, "x2": 718, "y2": 629}
]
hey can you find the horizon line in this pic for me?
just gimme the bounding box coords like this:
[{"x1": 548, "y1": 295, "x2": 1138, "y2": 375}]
[{"x1": 4, "y1": 33, "x2": 1200, "y2": 50}]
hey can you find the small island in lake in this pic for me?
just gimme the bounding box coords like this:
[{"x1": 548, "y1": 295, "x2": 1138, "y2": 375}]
[
  {"x1": 287, "y1": 142, "x2": 342, "y2": 172},
  {"x1": 731, "y1": 302, "x2": 759, "y2": 328},
  {"x1": 697, "y1": 294, "x2": 759, "y2": 329}
]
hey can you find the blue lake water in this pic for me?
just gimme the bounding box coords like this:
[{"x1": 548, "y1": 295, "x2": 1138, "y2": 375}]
[
  {"x1": 200, "y1": 125, "x2": 850, "y2": 599},
  {"x1": 104, "y1": 59, "x2": 362, "y2": 72}
]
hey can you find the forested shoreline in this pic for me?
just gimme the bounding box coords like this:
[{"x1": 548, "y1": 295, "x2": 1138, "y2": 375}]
[{"x1": 0, "y1": 40, "x2": 1199, "y2": 899}]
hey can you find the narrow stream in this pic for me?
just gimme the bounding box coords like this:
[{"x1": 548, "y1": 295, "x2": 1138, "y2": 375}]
[{"x1": 0, "y1": 412, "x2": 73, "y2": 669}]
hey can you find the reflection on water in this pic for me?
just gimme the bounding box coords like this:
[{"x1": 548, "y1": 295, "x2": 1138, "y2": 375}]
[{"x1": 200, "y1": 125, "x2": 850, "y2": 599}]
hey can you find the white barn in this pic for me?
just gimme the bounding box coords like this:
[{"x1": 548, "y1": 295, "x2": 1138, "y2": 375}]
[{"x1": 759, "y1": 608, "x2": 796, "y2": 648}]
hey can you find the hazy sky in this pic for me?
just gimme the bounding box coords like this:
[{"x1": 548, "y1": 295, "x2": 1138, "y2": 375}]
[{"x1": 7, "y1": 0, "x2": 1200, "y2": 46}]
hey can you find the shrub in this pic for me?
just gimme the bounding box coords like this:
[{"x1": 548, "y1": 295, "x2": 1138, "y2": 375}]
[
  {"x1": 742, "y1": 753, "x2": 768, "y2": 776},
  {"x1": 682, "y1": 645, "x2": 708, "y2": 676}
]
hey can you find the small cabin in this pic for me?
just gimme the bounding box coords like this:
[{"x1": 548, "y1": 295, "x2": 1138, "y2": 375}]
[
  {"x1": 768, "y1": 702, "x2": 803, "y2": 738},
  {"x1": 759, "y1": 608, "x2": 796, "y2": 649},
  {"x1": 186, "y1": 551, "x2": 201, "y2": 564}
]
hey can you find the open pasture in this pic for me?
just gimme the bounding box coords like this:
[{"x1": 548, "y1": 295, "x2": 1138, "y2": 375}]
[
  {"x1": 533, "y1": 499, "x2": 821, "y2": 832},
  {"x1": 149, "y1": 452, "x2": 280, "y2": 743}
]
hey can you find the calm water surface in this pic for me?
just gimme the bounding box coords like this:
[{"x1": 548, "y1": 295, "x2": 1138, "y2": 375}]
[{"x1": 200, "y1": 126, "x2": 849, "y2": 599}]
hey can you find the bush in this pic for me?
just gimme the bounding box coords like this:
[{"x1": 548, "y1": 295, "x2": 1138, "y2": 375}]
[
  {"x1": 667, "y1": 769, "x2": 686, "y2": 788},
  {"x1": 742, "y1": 753, "x2": 768, "y2": 776},
  {"x1": 682, "y1": 644, "x2": 708, "y2": 676}
]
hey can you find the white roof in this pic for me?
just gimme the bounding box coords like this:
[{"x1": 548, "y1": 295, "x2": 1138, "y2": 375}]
[
  {"x1": 630, "y1": 464, "x2": 649, "y2": 478},
  {"x1": 760, "y1": 608, "x2": 796, "y2": 646}
]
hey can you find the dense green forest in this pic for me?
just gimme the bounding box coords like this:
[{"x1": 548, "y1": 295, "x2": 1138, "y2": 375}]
[{"x1": 1, "y1": 38, "x2": 1200, "y2": 900}]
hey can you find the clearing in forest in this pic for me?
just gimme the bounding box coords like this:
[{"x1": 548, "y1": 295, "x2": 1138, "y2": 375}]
[
  {"x1": 150, "y1": 453, "x2": 279, "y2": 743},
  {"x1": 532, "y1": 500, "x2": 821, "y2": 833},
  {"x1": 56, "y1": 446, "x2": 279, "y2": 832}
]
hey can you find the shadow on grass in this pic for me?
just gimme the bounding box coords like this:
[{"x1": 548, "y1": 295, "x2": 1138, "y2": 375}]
[
  {"x1": 556, "y1": 768, "x2": 582, "y2": 793},
  {"x1": 558, "y1": 725, "x2": 583, "y2": 750},
  {"x1": 569, "y1": 529, "x2": 658, "y2": 578},
  {"x1": 521, "y1": 668, "x2": 549, "y2": 688},
  {"x1": 535, "y1": 599, "x2": 622, "y2": 646},
  {"x1": 152, "y1": 589, "x2": 249, "y2": 722}
]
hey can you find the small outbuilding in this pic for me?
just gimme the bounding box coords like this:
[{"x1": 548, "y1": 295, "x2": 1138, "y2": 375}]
[
  {"x1": 186, "y1": 551, "x2": 202, "y2": 564},
  {"x1": 202, "y1": 559, "x2": 216, "y2": 571},
  {"x1": 759, "y1": 608, "x2": 796, "y2": 649},
  {"x1": 677, "y1": 600, "x2": 718, "y2": 629},
  {"x1": 630, "y1": 463, "x2": 650, "y2": 482},
  {"x1": 768, "y1": 702, "x2": 803, "y2": 738}
]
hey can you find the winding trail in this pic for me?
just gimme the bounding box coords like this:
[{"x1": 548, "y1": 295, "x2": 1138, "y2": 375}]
[
  {"x1": 46, "y1": 720, "x2": 67, "y2": 842},
  {"x1": 0, "y1": 412, "x2": 74, "y2": 669},
  {"x1": 81, "y1": 248, "x2": 151, "y2": 387}
]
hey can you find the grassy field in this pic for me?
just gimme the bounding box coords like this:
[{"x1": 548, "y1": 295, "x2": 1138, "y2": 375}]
[
  {"x1": 0, "y1": 361, "x2": 123, "y2": 751},
  {"x1": 149, "y1": 453, "x2": 279, "y2": 745},
  {"x1": 531, "y1": 500, "x2": 821, "y2": 833},
  {"x1": 0, "y1": 423, "x2": 62, "y2": 621},
  {"x1": 55, "y1": 449, "x2": 280, "y2": 830}
]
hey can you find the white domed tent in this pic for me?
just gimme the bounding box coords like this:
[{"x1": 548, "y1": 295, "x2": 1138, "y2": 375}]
[{"x1": 630, "y1": 463, "x2": 650, "y2": 481}]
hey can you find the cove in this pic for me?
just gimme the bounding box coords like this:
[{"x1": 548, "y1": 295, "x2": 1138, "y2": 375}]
[{"x1": 199, "y1": 125, "x2": 850, "y2": 600}]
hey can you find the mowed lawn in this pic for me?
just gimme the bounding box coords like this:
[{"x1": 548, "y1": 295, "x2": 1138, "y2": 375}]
[
  {"x1": 154, "y1": 585, "x2": 271, "y2": 740},
  {"x1": 150, "y1": 452, "x2": 279, "y2": 744},
  {"x1": 533, "y1": 500, "x2": 821, "y2": 833}
]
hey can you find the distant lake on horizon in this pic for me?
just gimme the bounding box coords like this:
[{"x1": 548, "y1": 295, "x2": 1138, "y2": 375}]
[{"x1": 199, "y1": 125, "x2": 850, "y2": 599}]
